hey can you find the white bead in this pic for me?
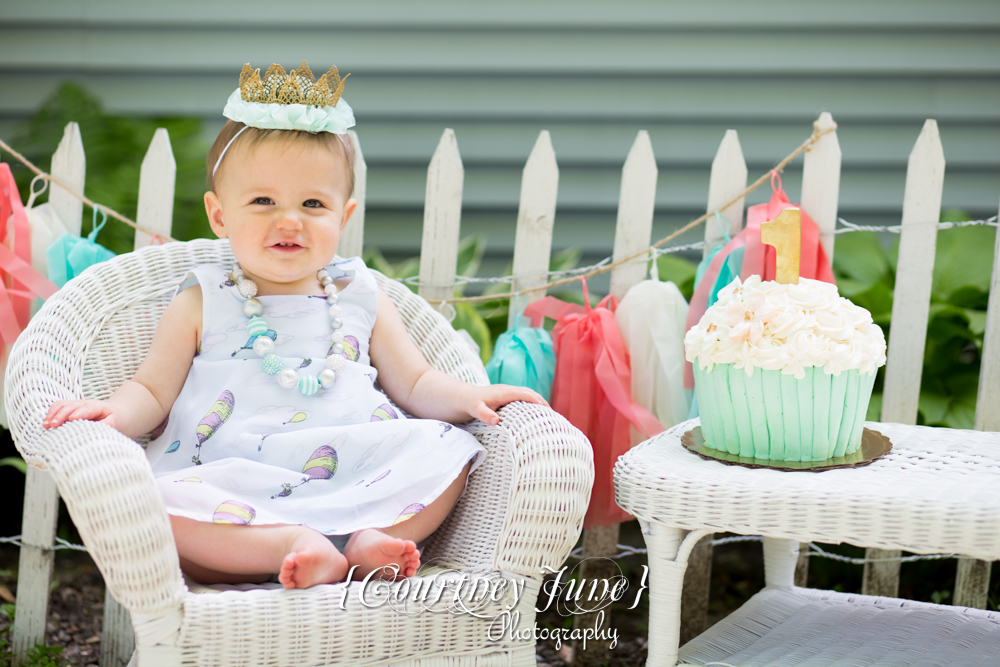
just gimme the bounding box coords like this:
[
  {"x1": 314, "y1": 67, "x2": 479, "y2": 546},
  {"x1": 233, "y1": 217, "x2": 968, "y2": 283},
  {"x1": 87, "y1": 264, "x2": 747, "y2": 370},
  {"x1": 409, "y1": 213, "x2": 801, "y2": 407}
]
[
  {"x1": 320, "y1": 276, "x2": 333, "y2": 287},
  {"x1": 331, "y1": 342, "x2": 345, "y2": 355},
  {"x1": 326, "y1": 293, "x2": 339, "y2": 305},
  {"x1": 324, "y1": 283, "x2": 338, "y2": 296},
  {"x1": 326, "y1": 355, "x2": 346, "y2": 372},
  {"x1": 330, "y1": 331, "x2": 345, "y2": 343},
  {"x1": 318, "y1": 369, "x2": 337, "y2": 388},
  {"x1": 330, "y1": 316, "x2": 344, "y2": 330},
  {"x1": 328, "y1": 305, "x2": 342, "y2": 318},
  {"x1": 238, "y1": 279, "x2": 258, "y2": 298},
  {"x1": 232, "y1": 262, "x2": 242, "y2": 275},
  {"x1": 242, "y1": 297, "x2": 263, "y2": 317},
  {"x1": 277, "y1": 368, "x2": 299, "y2": 389},
  {"x1": 317, "y1": 269, "x2": 329, "y2": 280},
  {"x1": 253, "y1": 335, "x2": 275, "y2": 357}
]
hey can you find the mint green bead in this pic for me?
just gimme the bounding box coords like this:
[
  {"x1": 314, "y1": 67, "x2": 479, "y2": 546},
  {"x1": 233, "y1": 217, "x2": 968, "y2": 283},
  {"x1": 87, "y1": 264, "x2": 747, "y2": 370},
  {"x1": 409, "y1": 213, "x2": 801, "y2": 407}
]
[
  {"x1": 247, "y1": 316, "x2": 268, "y2": 337},
  {"x1": 262, "y1": 354, "x2": 283, "y2": 375},
  {"x1": 298, "y1": 375, "x2": 320, "y2": 396}
]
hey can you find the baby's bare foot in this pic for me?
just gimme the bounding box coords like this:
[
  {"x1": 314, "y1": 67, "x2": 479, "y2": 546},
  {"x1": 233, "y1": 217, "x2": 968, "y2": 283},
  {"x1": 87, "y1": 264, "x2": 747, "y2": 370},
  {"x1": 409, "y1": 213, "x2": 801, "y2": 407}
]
[
  {"x1": 344, "y1": 528, "x2": 420, "y2": 581},
  {"x1": 278, "y1": 529, "x2": 349, "y2": 589}
]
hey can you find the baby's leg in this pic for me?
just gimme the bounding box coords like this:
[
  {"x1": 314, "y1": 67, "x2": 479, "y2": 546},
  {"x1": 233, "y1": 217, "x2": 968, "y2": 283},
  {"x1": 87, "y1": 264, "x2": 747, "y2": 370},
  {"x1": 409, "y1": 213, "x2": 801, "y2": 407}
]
[
  {"x1": 171, "y1": 516, "x2": 349, "y2": 589},
  {"x1": 345, "y1": 459, "x2": 473, "y2": 581}
]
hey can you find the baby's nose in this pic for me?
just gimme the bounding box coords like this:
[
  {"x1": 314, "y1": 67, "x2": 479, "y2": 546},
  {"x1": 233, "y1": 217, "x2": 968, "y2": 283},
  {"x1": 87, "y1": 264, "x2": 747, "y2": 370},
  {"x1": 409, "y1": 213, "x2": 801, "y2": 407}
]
[{"x1": 275, "y1": 211, "x2": 304, "y2": 230}]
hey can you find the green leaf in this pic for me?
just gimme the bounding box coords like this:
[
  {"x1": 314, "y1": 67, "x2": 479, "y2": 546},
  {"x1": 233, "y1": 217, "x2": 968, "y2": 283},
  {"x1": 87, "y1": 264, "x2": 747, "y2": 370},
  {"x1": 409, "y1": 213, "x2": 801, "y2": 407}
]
[
  {"x1": 0, "y1": 457, "x2": 26, "y2": 474},
  {"x1": 918, "y1": 392, "x2": 949, "y2": 425},
  {"x1": 656, "y1": 254, "x2": 698, "y2": 300},
  {"x1": 866, "y1": 392, "x2": 883, "y2": 421},
  {"x1": 451, "y1": 302, "x2": 493, "y2": 364},
  {"x1": 942, "y1": 373, "x2": 980, "y2": 430},
  {"x1": 831, "y1": 231, "x2": 890, "y2": 288},
  {"x1": 550, "y1": 247, "x2": 582, "y2": 274},
  {"x1": 454, "y1": 235, "x2": 486, "y2": 291},
  {"x1": 845, "y1": 282, "x2": 894, "y2": 324},
  {"x1": 964, "y1": 309, "x2": 988, "y2": 336},
  {"x1": 932, "y1": 225, "x2": 997, "y2": 302}
]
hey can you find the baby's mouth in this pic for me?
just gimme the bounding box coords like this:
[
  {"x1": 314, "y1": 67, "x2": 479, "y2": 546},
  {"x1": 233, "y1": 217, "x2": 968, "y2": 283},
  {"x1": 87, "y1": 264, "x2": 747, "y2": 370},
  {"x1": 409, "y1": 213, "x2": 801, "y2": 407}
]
[{"x1": 271, "y1": 242, "x2": 303, "y2": 251}]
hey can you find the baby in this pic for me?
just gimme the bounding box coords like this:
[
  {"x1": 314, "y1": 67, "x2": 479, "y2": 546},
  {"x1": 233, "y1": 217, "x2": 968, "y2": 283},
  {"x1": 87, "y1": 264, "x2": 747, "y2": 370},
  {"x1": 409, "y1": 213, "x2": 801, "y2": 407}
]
[{"x1": 42, "y1": 63, "x2": 546, "y2": 590}]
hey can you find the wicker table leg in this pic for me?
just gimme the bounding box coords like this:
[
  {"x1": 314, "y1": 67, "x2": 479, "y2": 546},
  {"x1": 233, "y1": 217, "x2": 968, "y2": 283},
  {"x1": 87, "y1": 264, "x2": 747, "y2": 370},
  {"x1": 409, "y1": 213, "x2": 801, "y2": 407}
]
[
  {"x1": 762, "y1": 537, "x2": 800, "y2": 589},
  {"x1": 640, "y1": 521, "x2": 711, "y2": 667}
]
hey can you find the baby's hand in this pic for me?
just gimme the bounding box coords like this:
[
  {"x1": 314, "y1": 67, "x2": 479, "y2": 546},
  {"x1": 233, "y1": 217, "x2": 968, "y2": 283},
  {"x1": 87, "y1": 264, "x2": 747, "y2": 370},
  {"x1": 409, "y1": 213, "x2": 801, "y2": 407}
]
[
  {"x1": 43, "y1": 399, "x2": 120, "y2": 431},
  {"x1": 468, "y1": 385, "x2": 549, "y2": 426}
]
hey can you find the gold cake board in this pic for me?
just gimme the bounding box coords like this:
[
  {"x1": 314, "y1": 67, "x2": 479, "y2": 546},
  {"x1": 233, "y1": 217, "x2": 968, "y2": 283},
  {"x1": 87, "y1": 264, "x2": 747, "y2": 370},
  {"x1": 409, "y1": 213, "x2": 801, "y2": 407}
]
[{"x1": 681, "y1": 427, "x2": 892, "y2": 472}]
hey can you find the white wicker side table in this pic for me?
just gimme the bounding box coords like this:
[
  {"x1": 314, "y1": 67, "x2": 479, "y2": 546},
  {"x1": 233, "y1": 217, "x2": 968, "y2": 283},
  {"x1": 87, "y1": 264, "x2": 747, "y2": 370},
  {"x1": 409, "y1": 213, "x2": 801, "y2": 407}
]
[{"x1": 614, "y1": 418, "x2": 1000, "y2": 667}]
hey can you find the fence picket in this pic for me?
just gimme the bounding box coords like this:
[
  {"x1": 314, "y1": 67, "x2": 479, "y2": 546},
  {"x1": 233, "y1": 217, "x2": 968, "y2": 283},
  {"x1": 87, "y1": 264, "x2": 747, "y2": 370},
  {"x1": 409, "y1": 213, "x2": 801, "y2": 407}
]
[
  {"x1": 12, "y1": 468, "x2": 60, "y2": 661},
  {"x1": 609, "y1": 131, "x2": 657, "y2": 300},
  {"x1": 49, "y1": 122, "x2": 86, "y2": 237},
  {"x1": 11, "y1": 124, "x2": 85, "y2": 661},
  {"x1": 866, "y1": 119, "x2": 945, "y2": 598},
  {"x1": 801, "y1": 112, "x2": 842, "y2": 260},
  {"x1": 681, "y1": 129, "x2": 749, "y2": 642},
  {"x1": 954, "y1": 193, "x2": 1000, "y2": 609},
  {"x1": 703, "y1": 130, "x2": 747, "y2": 259},
  {"x1": 418, "y1": 129, "x2": 464, "y2": 311},
  {"x1": 509, "y1": 131, "x2": 558, "y2": 328},
  {"x1": 339, "y1": 130, "x2": 367, "y2": 259},
  {"x1": 133, "y1": 129, "x2": 176, "y2": 250}
]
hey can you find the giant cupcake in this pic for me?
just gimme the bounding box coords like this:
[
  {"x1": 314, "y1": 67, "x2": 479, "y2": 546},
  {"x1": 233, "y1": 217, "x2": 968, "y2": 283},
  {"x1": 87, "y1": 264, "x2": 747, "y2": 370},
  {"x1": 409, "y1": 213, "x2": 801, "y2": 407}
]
[{"x1": 684, "y1": 275, "x2": 887, "y2": 461}]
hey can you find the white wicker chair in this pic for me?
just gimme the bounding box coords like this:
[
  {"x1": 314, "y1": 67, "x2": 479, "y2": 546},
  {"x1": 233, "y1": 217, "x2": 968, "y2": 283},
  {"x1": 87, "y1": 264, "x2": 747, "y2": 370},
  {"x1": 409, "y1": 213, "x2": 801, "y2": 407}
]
[{"x1": 4, "y1": 238, "x2": 594, "y2": 667}]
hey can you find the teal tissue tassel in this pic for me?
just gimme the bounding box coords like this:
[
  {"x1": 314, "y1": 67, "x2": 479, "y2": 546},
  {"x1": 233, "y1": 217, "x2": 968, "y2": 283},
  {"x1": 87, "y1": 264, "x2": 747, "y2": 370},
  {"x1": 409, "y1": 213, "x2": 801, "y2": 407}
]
[
  {"x1": 45, "y1": 206, "x2": 116, "y2": 288},
  {"x1": 485, "y1": 326, "x2": 555, "y2": 401}
]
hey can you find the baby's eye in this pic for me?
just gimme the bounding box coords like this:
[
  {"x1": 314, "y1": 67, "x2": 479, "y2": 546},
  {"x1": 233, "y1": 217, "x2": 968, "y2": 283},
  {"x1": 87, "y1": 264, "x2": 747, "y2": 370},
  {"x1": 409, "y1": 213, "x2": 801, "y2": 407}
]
[
  {"x1": 303, "y1": 199, "x2": 324, "y2": 209},
  {"x1": 252, "y1": 197, "x2": 274, "y2": 205}
]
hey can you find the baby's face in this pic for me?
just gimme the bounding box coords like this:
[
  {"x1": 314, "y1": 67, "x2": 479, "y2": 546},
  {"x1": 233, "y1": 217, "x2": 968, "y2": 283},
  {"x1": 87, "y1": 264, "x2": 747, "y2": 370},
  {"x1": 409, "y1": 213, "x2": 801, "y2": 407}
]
[{"x1": 204, "y1": 136, "x2": 356, "y2": 294}]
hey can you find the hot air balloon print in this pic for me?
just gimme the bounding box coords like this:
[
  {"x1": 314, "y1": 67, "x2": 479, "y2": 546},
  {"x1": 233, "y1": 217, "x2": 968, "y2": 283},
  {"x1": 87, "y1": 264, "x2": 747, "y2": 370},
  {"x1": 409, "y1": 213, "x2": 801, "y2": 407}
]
[
  {"x1": 271, "y1": 445, "x2": 339, "y2": 498},
  {"x1": 371, "y1": 404, "x2": 399, "y2": 422},
  {"x1": 393, "y1": 503, "x2": 425, "y2": 525},
  {"x1": 258, "y1": 433, "x2": 273, "y2": 452},
  {"x1": 304, "y1": 445, "x2": 339, "y2": 479},
  {"x1": 283, "y1": 412, "x2": 308, "y2": 425},
  {"x1": 165, "y1": 440, "x2": 181, "y2": 453},
  {"x1": 366, "y1": 470, "x2": 390, "y2": 487},
  {"x1": 192, "y1": 390, "x2": 235, "y2": 464},
  {"x1": 175, "y1": 477, "x2": 202, "y2": 483},
  {"x1": 232, "y1": 330, "x2": 277, "y2": 357},
  {"x1": 328, "y1": 335, "x2": 360, "y2": 362},
  {"x1": 439, "y1": 423, "x2": 452, "y2": 438},
  {"x1": 298, "y1": 358, "x2": 312, "y2": 369},
  {"x1": 213, "y1": 500, "x2": 256, "y2": 525}
]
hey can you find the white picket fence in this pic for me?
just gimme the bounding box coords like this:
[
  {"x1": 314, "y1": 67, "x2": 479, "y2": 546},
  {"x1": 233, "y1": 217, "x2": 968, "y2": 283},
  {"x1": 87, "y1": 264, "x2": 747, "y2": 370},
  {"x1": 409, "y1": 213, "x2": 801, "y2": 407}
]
[{"x1": 5, "y1": 112, "x2": 999, "y2": 665}]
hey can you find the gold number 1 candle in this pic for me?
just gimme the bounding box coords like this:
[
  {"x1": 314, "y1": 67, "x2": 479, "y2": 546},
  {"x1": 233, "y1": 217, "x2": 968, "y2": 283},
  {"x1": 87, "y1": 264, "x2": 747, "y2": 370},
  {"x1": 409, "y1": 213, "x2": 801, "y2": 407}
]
[{"x1": 760, "y1": 207, "x2": 801, "y2": 285}]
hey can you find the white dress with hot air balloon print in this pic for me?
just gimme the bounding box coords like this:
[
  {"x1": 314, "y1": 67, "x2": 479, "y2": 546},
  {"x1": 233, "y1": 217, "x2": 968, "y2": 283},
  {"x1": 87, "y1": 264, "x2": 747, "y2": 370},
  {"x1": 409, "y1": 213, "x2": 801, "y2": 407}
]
[{"x1": 145, "y1": 257, "x2": 487, "y2": 537}]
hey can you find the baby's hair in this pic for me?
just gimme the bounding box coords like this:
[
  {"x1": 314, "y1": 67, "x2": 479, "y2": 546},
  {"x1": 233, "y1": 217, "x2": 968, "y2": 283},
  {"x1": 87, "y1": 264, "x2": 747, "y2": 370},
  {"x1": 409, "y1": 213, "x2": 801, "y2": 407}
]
[{"x1": 206, "y1": 120, "x2": 356, "y2": 198}]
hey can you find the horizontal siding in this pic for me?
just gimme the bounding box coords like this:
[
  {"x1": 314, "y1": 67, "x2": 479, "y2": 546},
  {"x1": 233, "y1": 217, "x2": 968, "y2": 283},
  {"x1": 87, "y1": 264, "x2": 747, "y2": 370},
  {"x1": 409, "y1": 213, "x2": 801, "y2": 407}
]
[
  {"x1": 4, "y1": 29, "x2": 1000, "y2": 75},
  {"x1": 0, "y1": 0, "x2": 998, "y2": 274},
  {"x1": 3, "y1": 0, "x2": 1000, "y2": 28}
]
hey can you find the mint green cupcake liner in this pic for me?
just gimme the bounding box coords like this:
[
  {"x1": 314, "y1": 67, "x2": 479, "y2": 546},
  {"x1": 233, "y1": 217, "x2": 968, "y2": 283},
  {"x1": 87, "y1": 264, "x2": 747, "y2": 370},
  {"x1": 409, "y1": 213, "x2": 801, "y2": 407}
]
[{"x1": 693, "y1": 363, "x2": 876, "y2": 462}]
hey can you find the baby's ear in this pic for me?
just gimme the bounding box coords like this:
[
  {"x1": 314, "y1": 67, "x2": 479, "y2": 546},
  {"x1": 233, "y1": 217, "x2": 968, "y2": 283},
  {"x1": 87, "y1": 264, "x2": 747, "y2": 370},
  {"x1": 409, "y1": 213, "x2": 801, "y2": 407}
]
[
  {"x1": 204, "y1": 191, "x2": 227, "y2": 238},
  {"x1": 340, "y1": 198, "x2": 358, "y2": 231}
]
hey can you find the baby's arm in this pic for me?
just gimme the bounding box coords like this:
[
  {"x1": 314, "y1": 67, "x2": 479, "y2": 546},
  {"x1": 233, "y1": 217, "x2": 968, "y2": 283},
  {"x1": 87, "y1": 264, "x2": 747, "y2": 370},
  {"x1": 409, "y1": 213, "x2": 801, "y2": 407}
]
[
  {"x1": 369, "y1": 289, "x2": 547, "y2": 425},
  {"x1": 43, "y1": 284, "x2": 203, "y2": 439}
]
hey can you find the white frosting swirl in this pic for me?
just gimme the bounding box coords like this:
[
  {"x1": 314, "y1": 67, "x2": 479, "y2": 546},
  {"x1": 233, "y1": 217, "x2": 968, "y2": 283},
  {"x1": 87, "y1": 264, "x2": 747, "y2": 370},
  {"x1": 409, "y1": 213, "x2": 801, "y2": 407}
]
[{"x1": 684, "y1": 275, "x2": 886, "y2": 379}]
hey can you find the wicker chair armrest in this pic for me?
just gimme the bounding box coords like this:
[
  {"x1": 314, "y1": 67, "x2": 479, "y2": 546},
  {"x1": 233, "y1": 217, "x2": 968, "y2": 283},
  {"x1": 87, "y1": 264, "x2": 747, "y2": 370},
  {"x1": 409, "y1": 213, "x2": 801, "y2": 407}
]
[
  {"x1": 21, "y1": 420, "x2": 186, "y2": 616},
  {"x1": 422, "y1": 401, "x2": 593, "y2": 578}
]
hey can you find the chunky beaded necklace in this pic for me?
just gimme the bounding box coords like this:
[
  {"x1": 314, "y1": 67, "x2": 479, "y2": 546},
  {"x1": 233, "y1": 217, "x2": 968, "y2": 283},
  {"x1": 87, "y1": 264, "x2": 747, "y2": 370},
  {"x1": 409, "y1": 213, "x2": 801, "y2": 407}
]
[{"x1": 232, "y1": 262, "x2": 348, "y2": 396}]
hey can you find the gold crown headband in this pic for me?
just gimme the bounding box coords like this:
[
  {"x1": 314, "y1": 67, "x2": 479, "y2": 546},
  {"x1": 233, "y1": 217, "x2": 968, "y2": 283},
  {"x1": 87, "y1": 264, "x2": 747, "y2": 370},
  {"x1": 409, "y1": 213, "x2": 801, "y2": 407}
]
[
  {"x1": 215, "y1": 61, "x2": 356, "y2": 179},
  {"x1": 238, "y1": 61, "x2": 349, "y2": 107}
]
